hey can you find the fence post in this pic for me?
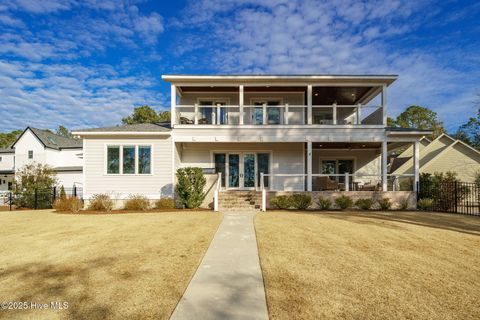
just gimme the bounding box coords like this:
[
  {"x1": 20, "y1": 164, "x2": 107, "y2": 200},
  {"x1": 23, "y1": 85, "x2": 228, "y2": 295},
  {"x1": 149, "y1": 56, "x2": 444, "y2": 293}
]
[
  {"x1": 416, "y1": 181, "x2": 419, "y2": 210},
  {"x1": 53, "y1": 186, "x2": 56, "y2": 203},
  {"x1": 73, "y1": 186, "x2": 77, "y2": 198},
  {"x1": 34, "y1": 188, "x2": 38, "y2": 210},
  {"x1": 9, "y1": 192, "x2": 12, "y2": 211},
  {"x1": 454, "y1": 181, "x2": 458, "y2": 214}
]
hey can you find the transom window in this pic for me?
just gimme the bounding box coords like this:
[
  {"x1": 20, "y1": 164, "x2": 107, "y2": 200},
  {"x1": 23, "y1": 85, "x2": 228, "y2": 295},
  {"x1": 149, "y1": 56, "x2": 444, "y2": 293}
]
[{"x1": 106, "y1": 145, "x2": 152, "y2": 175}]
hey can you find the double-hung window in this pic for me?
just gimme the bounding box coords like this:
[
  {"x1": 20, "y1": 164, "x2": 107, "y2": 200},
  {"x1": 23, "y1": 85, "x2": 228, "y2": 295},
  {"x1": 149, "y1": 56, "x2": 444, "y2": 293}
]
[{"x1": 106, "y1": 145, "x2": 151, "y2": 175}]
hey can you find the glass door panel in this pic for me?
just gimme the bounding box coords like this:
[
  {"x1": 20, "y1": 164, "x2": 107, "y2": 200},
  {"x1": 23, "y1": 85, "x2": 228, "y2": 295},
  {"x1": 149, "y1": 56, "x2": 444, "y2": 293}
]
[
  {"x1": 214, "y1": 153, "x2": 226, "y2": 187},
  {"x1": 243, "y1": 154, "x2": 256, "y2": 188},
  {"x1": 338, "y1": 160, "x2": 354, "y2": 184},
  {"x1": 257, "y1": 153, "x2": 270, "y2": 188},
  {"x1": 228, "y1": 154, "x2": 240, "y2": 188}
]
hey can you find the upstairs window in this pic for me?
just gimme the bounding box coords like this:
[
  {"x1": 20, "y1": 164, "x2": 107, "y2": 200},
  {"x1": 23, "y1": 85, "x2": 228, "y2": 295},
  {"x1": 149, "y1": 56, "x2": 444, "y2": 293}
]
[
  {"x1": 0, "y1": 156, "x2": 2, "y2": 162},
  {"x1": 28, "y1": 150, "x2": 33, "y2": 159}
]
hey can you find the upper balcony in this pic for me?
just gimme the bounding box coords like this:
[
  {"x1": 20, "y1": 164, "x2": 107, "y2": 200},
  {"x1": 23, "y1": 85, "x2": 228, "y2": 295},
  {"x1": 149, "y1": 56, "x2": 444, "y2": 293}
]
[{"x1": 162, "y1": 75, "x2": 396, "y2": 128}]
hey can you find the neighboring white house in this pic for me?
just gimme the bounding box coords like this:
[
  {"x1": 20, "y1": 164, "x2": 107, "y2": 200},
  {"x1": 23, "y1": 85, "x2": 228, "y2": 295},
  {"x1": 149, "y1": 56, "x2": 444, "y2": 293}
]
[
  {"x1": 2, "y1": 127, "x2": 84, "y2": 191},
  {"x1": 0, "y1": 148, "x2": 15, "y2": 191},
  {"x1": 74, "y1": 74, "x2": 430, "y2": 210}
]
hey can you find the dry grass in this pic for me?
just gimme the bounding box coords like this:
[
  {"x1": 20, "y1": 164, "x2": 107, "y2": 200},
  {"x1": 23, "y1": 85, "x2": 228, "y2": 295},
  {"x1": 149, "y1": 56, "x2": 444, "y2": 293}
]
[
  {"x1": 255, "y1": 211, "x2": 480, "y2": 320},
  {"x1": 0, "y1": 210, "x2": 222, "y2": 320}
]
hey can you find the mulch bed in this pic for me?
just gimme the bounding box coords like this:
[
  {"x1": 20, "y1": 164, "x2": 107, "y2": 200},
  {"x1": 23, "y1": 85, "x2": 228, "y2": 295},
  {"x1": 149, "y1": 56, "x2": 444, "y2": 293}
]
[{"x1": 56, "y1": 208, "x2": 212, "y2": 215}]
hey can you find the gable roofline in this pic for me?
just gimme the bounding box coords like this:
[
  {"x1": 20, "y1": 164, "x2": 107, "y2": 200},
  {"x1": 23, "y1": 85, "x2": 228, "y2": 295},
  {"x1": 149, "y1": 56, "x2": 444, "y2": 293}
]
[
  {"x1": 11, "y1": 127, "x2": 82, "y2": 151},
  {"x1": 392, "y1": 134, "x2": 454, "y2": 174},
  {"x1": 422, "y1": 140, "x2": 480, "y2": 171}
]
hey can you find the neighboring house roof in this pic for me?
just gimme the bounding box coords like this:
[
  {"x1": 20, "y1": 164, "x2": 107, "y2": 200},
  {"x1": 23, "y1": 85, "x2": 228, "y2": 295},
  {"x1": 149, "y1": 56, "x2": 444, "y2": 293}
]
[
  {"x1": 391, "y1": 133, "x2": 480, "y2": 181},
  {"x1": 0, "y1": 170, "x2": 14, "y2": 174},
  {"x1": 385, "y1": 127, "x2": 432, "y2": 133},
  {"x1": 0, "y1": 148, "x2": 14, "y2": 154},
  {"x1": 72, "y1": 122, "x2": 171, "y2": 136},
  {"x1": 54, "y1": 166, "x2": 83, "y2": 172},
  {"x1": 12, "y1": 127, "x2": 83, "y2": 150}
]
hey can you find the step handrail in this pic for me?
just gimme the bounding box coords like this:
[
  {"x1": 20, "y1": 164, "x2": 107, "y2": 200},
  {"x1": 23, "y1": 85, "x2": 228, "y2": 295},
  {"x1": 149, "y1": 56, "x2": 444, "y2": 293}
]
[{"x1": 214, "y1": 172, "x2": 222, "y2": 212}]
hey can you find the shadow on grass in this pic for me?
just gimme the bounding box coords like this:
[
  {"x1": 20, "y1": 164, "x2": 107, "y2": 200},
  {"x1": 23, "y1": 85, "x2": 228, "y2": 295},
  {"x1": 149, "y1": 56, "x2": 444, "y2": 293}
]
[
  {"x1": 319, "y1": 211, "x2": 480, "y2": 236},
  {"x1": 0, "y1": 257, "x2": 122, "y2": 319}
]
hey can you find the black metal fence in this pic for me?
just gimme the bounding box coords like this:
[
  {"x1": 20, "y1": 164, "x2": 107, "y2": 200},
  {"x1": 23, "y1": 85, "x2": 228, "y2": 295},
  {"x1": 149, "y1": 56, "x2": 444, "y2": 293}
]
[
  {"x1": 0, "y1": 187, "x2": 83, "y2": 211},
  {"x1": 418, "y1": 181, "x2": 480, "y2": 216}
]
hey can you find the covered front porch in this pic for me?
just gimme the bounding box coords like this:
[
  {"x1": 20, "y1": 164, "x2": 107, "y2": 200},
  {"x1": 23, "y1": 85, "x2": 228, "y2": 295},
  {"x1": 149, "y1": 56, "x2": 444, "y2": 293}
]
[{"x1": 174, "y1": 139, "x2": 421, "y2": 210}]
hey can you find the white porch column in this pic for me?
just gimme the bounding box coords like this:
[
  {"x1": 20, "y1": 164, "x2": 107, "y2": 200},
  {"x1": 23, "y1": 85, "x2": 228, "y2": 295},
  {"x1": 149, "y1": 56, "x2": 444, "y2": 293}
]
[
  {"x1": 381, "y1": 140, "x2": 388, "y2": 191},
  {"x1": 194, "y1": 104, "x2": 198, "y2": 125},
  {"x1": 262, "y1": 103, "x2": 267, "y2": 125},
  {"x1": 171, "y1": 84, "x2": 176, "y2": 127},
  {"x1": 333, "y1": 103, "x2": 337, "y2": 125},
  {"x1": 381, "y1": 84, "x2": 387, "y2": 126},
  {"x1": 307, "y1": 141, "x2": 312, "y2": 191},
  {"x1": 413, "y1": 141, "x2": 420, "y2": 192},
  {"x1": 239, "y1": 85, "x2": 244, "y2": 125},
  {"x1": 307, "y1": 85, "x2": 313, "y2": 125}
]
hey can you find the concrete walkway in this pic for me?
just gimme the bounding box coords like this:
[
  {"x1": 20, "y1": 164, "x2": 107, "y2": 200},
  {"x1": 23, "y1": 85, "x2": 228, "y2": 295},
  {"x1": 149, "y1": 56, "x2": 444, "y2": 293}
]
[{"x1": 170, "y1": 212, "x2": 268, "y2": 320}]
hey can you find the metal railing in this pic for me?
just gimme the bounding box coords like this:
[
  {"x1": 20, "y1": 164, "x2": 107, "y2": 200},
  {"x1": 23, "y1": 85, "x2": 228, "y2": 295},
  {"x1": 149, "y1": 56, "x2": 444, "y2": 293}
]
[
  {"x1": 2, "y1": 187, "x2": 83, "y2": 211},
  {"x1": 175, "y1": 104, "x2": 384, "y2": 126}
]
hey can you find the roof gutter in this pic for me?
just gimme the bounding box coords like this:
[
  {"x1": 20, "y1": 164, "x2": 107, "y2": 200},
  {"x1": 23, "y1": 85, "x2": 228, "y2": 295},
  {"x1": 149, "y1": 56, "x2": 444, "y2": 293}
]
[{"x1": 72, "y1": 131, "x2": 171, "y2": 137}]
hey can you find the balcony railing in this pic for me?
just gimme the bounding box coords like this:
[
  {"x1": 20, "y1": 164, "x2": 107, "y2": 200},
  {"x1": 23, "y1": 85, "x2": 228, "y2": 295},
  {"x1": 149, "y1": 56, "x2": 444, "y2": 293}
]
[{"x1": 175, "y1": 104, "x2": 384, "y2": 126}]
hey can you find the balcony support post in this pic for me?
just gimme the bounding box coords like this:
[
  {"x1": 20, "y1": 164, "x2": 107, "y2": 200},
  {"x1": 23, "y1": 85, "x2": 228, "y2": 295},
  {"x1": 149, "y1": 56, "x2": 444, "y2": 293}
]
[
  {"x1": 333, "y1": 103, "x2": 337, "y2": 125},
  {"x1": 262, "y1": 104, "x2": 267, "y2": 125},
  {"x1": 413, "y1": 141, "x2": 420, "y2": 192},
  {"x1": 239, "y1": 85, "x2": 244, "y2": 125},
  {"x1": 194, "y1": 104, "x2": 198, "y2": 125},
  {"x1": 171, "y1": 84, "x2": 176, "y2": 127},
  {"x1": 381, "y1": 139, "x2": 388, "y2": 191},
  {"x1": 307, "y1": 141, "x2": 312, "y2": 191},
  {"x1": 307, "y1": 85, "x2": 313, "y2": 125},
  {"x1": 356, "y1": 104, "x2": 362, "y2": 125},
  {"x1": 382, "y1": 84, "x2": 387, "y2": 126},
  {"x1": 285, "y1": 103, "x2": 289, "y2": 125},
  {"x1": 217, "y1": 105, "x2": 221, "y2": 125}
]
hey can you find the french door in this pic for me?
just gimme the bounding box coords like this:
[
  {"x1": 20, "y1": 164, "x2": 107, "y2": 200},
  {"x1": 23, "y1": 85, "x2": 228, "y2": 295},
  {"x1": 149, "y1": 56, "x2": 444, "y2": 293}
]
[{"x1": 214, "y1": 152, "x2": 270, "y2": 190}]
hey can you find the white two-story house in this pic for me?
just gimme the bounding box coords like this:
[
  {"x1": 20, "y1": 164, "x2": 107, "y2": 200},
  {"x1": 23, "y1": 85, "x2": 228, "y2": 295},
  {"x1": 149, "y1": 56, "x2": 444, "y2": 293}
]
[
  {"x1": 0, "y1": 127, "x2": 83, "y2": 193},
  {"x1": 74, "y1": 75, "x2": 429, "y2": 210}
]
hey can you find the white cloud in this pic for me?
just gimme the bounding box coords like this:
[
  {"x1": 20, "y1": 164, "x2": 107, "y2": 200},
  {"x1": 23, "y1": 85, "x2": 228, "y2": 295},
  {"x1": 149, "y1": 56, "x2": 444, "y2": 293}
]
[
  {"x1": 174, "y1": 0, "x2": 479, "y2": 131},
  {"x1": 0, "y1": 60, "x2": 167, "y2": 131}
]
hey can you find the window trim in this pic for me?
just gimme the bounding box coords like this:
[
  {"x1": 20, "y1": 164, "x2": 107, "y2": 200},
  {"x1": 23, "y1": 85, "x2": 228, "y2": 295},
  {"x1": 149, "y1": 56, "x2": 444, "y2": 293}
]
[{"x1": 104, "y1": 144, "x2": 153, "y2": 176}]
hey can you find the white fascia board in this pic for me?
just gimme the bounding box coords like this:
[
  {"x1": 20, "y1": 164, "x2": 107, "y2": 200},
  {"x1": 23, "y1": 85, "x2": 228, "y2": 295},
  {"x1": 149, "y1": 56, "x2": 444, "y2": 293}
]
[{"x1": 72, "y1": 131, "x2": 171, "y2": 137}]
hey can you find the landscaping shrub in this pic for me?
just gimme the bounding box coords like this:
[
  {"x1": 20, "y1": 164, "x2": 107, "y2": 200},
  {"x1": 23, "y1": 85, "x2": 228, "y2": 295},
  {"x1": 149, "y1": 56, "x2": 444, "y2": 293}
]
[
  {"x1": 175, "y1": 167, "x2": 206, "y2": 209},
  {"x1": 378, "y1": 197, "x2": 392, "y2": 210},
  {"x1": 316, "y1": 197, "x2": 332, "y2": 210},
  {"x1": 59, "y1": 185, "x2": 66, "y2": 199},
  {"x1": 53, "y1": 196, "x2": 83, "y2": 213},
  {"x1": 124, "y1": 194, "x2": 150, "y2": 211},
  {"x1": 270, "y1": 195, "x2": 293, "y2": 209},
  {"x1": 88, "y1": 194, "x2": 114, "y2": 212},
  {"x1": 155, "y1": 197, "x2": 175, "y2": 209},
  {"x1": 355, "y1": 198, "x2": 374, "y2": 210},
  {"x1": 399, "y1": 198, "x2": 410, "y2": 210},
  {"x1": 418, "y1": 198, "x2": 433, "y2": 210},
  {"x1": 334, "y1": 195, "x2": 353, "y2": 210},
  {"x1": 291, "y1": 193, "x2": 311, "y2": 210}
]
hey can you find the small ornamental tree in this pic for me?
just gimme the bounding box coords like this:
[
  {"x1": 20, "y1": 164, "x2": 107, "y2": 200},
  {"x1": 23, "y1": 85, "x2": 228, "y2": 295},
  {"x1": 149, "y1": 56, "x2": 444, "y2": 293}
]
[
  {"x1": 15, "y1": 162, "x2": 58, "y2": 208},
  {"x1": 175, "y1": 167, "x2": 206, "y2": 209},
  {"x1": 59, "y1": 185, "x2": 67, "y2": 199}
]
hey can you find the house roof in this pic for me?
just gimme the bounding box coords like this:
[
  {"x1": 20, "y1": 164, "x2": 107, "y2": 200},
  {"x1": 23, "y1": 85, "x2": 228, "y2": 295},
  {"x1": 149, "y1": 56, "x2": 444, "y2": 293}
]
[
  {"x1": 385, "y1": 127, "x2": 432, "y2": 133},
  {"x1": 162, "y1": 74, "x2": 398, "y2": 85},
  {"x1": 0, "y1": 148, "x2": 14, "y2": 154},
  {"x1": 72, "y1": 122, "x2": 171, "y2": 136},
  {"x1": 12, "y1": 127, "x2": 82, "y2": 150}
]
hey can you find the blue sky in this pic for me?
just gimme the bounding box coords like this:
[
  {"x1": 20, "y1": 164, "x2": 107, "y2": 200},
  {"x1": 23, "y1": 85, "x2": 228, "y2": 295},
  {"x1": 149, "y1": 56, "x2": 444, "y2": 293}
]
[{"x1": 0, "y1": 0, "x2": 479, "y2": 132}]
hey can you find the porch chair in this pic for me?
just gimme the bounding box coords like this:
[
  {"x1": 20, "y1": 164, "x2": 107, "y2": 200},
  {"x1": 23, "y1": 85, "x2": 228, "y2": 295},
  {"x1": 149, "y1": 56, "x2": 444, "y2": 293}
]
[{"x1": 315, "y1": 176, "x2": 339, "y2": 191}]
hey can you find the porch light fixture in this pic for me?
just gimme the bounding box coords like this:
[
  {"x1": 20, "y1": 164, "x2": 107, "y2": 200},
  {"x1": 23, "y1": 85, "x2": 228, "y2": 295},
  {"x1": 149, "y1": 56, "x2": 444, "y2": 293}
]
[
  {"x1": 314, "y1": 93, "x2": 318, "y2": 96},
  {"x1": 362, "y1": 144, "x2": 366, "y2": 148}
]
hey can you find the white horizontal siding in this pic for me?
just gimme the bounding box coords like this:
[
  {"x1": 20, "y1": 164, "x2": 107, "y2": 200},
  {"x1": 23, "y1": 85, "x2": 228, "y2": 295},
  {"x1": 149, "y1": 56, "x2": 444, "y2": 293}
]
[{"x1": 84, "y1": 137, "x2": 173, "y2": 199}]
